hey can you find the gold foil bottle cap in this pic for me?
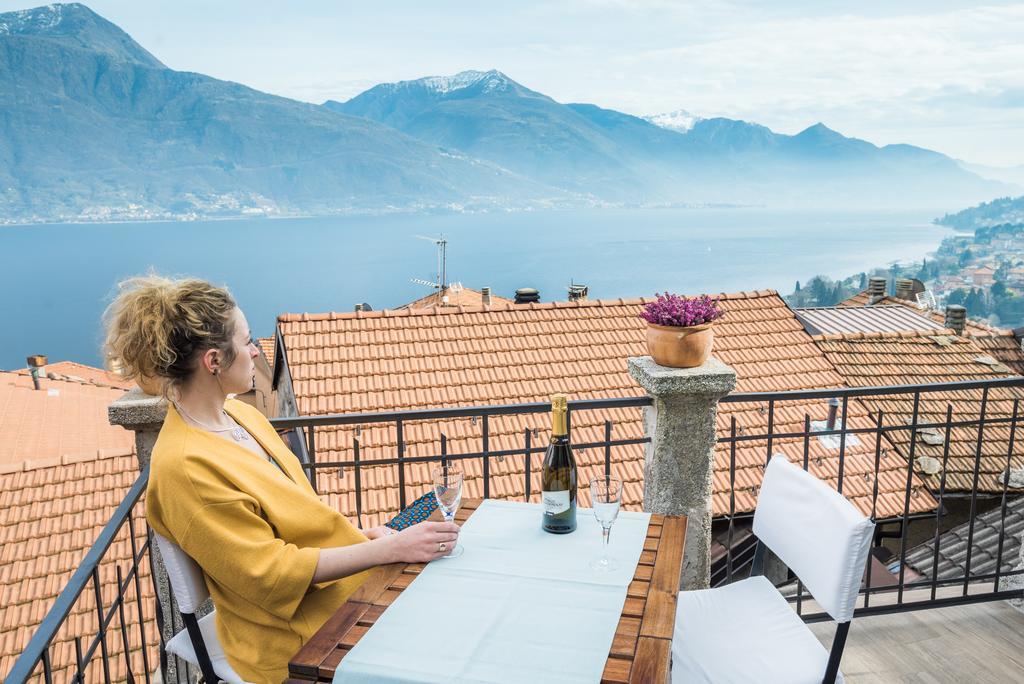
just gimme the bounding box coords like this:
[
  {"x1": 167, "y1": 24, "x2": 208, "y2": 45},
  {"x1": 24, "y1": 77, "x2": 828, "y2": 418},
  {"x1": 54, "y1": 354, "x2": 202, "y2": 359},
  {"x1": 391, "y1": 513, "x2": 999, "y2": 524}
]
[{"x1": 551, "y1": 393, "x2": 568, "y2": 411}]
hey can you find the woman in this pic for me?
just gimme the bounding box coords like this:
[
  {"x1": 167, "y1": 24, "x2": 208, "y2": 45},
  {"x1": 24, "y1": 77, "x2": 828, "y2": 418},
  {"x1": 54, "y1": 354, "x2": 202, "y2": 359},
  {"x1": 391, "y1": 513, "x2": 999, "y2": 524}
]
[{"x1": 104, "y1": 275, "x2": 459, "y2": 683}]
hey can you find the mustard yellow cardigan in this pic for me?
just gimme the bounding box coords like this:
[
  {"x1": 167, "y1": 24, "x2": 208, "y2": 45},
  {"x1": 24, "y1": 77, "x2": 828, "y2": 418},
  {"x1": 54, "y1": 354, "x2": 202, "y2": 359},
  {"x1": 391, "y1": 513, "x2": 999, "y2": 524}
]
[{"x1": 147, "y1": 399, "x2": 370, "y2": 683}]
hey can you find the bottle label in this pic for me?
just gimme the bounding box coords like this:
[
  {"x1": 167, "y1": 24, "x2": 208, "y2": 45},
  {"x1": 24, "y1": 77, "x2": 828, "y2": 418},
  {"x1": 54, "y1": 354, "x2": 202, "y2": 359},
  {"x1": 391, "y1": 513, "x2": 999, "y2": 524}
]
[{"x1": 542, "y1": 489, "x2": 570, "y2": 515}]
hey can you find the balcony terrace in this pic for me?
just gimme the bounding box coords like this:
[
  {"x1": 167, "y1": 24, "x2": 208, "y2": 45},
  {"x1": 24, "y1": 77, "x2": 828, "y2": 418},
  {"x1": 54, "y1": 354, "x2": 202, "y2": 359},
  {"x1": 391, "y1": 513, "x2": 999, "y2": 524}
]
[{"x1": 4, "y1": 371, "x2": 1024, "y2": 683}]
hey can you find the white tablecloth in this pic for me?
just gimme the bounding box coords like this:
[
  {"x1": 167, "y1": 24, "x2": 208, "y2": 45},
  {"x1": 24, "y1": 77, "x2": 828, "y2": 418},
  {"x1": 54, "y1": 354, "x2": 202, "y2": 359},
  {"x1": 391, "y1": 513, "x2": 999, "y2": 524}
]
[{"x1": 333, "y1": 499, "x2": 651, "y2": 684}]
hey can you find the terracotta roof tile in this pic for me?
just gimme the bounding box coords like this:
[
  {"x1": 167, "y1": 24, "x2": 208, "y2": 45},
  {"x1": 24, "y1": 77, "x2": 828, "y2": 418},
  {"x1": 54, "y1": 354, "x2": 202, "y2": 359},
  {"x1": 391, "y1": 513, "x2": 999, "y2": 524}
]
[
  {"x1": 0, "y1": 451, "x2": 157, "y2": 681},
  {"x1": 0, "y1": 371, "x2": 134, "y2": 468},
  {"x1": 13, "y1": 361, "x2": 133, "y2": 391},
  {"x1": 258, "y1": 336, "x2": 275, "y2": 369},
  {"x1": 399, "y1": 286, "x2": 515, "y2": 310},
  {"x1": 970, "y1": 334, "x2": 1024, "y2": 375},
  {"x1": 279, "y1": 291, "x2": 936, "y2": 525},
  {"x1": 813, "y1": 330, "x2": 1024, "y2": 496}
]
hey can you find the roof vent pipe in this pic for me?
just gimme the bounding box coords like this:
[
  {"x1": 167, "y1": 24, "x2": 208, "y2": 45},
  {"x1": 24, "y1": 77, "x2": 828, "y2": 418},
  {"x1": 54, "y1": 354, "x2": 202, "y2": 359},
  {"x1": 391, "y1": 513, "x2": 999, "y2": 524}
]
[
  {"x1": 514, "y1": 288, "x2": 540, "y2": 305},
  {"x1": 867, "y1": 277, "x2": 887, "y2": 305},
  {"x1": 27, "y1": 354, "x2": 47, "y2": 391},
  {"x1": 481, "y1": 287, "x2": 492, "y2": 307},
  {"x1": 894, "y1": 278, "x2": 914, "y2": 301},
  {"x1": 945, "y1": 305, "x2": 967, "y2": 336},
  {"x1": 826, "y1": 397, "x2": 840, "y2": 431}
]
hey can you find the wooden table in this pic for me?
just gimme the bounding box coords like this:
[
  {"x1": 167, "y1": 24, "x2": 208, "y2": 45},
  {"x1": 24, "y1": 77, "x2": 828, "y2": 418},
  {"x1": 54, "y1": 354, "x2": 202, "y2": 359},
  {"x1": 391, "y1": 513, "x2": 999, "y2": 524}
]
[{"x1": 288, "y1": 499, "x2": 687, "y2": 684}]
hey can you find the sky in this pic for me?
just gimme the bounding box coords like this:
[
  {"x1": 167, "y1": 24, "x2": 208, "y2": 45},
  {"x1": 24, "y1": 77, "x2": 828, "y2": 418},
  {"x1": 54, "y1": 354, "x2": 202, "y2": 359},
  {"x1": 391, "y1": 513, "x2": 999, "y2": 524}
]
[{"x1": 3, "y1": 0, "x2": 1023, "y2": 167}]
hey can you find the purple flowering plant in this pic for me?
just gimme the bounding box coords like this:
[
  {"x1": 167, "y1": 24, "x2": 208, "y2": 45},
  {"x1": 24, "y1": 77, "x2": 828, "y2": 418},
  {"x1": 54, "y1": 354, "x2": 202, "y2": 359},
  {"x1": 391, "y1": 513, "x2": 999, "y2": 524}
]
[{"x1": 639, "y1": 293, "x2": 724, "y2": 328}]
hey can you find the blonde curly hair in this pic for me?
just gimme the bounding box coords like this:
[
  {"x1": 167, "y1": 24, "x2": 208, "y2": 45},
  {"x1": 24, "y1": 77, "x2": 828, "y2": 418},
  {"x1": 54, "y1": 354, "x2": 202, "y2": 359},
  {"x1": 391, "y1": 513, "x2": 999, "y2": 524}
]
[{"x1": 103, "y1": 274, "x2": 237, "y2": 394}]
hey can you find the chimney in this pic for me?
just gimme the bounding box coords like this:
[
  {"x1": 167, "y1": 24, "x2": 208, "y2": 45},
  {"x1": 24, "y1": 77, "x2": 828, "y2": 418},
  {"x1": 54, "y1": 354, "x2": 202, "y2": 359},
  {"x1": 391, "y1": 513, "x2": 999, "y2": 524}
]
[
  {"x1": 867, "y1": 277, "x2": 887, "y2": 305},
  {"x1": 514, "y1": 288, "x2": 540, "y2": 305},
  {"x1": 567, "y1": 283, "x2": 589, "y2": 302},
  {"x1": 354, "y1": 304, "x2": 363, "y2": 312},
  {"x1": 894, "y1": 278, "x2": 914, "y2": 301},
  {"x1": 481, "y1": 287, "x2": 492, "y2": 306},
  {"x1": 826, "y1": 397, "x2": 840, "y2": 430},
  {"x1": 945, "y1": 305, "x2": 967, "y2": 336},
  {"x1": 26, "y1": 354, "x2": 47, "y2": 391}
]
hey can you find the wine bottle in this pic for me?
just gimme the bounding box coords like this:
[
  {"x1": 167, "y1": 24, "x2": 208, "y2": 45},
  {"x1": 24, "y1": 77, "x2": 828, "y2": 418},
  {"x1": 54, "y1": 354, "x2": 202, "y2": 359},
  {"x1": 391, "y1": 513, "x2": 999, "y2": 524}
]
[{"x1": 541, "y1": 393, "x2": 577, "y2": 534}]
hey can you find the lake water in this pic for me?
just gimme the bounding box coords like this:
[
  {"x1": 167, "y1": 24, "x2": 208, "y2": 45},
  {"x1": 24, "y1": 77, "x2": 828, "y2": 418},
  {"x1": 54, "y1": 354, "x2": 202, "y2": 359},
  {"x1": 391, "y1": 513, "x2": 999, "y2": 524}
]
[{"x1": 0, "y1": 207, "x2": 949, "y2": 370}]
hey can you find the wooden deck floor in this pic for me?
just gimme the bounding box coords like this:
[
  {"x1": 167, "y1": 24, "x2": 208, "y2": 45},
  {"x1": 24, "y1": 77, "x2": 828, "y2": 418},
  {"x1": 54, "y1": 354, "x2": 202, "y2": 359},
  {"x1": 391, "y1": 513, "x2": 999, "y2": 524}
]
[{"x1": 808, "y1": 600, "x2": 1024, "y2": 683}]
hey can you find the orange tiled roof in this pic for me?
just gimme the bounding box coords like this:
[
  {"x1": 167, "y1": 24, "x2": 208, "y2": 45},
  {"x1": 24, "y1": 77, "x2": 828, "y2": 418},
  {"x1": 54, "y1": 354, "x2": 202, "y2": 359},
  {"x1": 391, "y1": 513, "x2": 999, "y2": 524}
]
[
  {"x1": 813, "y1": 329, "x2": 1024, "y2": 494},
  {"x1": 0, "y1": 449, "x2": 158, "y2": 681},
  {"x1": 258, "y1": 336, "x2": 275, "y2": 369},
  {"x1": 398, "y1": 286, "x2": 514, "y2": 310},
  {"x1": 277, "y1": 291, "x2": 936, "y2": 524},
  {"x1": 0, "y1": 371, "x2": 134, "y2": 467},
  {"x1": 14, "y1": 361, "x2": 133, "y2": 391},
  {"x1": 971, "y1": 334, "x2": 1024, "y2": 375}
]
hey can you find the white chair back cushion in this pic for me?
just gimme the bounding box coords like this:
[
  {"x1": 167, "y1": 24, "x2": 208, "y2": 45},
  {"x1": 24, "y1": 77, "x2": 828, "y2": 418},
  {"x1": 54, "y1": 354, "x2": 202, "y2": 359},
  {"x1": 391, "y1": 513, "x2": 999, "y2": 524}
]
[
  {"x1": 752, "y1": 455, "x2": 875, "y2": 623},
  {"x1": 154, "y1": 532, "x2": 210, "y2": 614}
]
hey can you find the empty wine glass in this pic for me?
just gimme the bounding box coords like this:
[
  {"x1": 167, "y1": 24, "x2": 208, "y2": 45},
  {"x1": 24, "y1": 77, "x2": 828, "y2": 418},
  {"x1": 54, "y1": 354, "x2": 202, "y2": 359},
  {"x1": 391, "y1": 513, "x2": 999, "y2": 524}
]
[
  {"x1": 590, "y1": 476, "x2": 622, "y2": 572},
  {"x1": 432, "y1": 464, "x2": 464, "y2": 558}
]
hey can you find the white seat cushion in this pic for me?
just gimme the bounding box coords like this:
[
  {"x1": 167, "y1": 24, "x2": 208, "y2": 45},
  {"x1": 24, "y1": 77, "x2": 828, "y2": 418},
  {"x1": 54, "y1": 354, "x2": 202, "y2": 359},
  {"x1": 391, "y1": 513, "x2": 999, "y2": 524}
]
[
  {"x1": 753, "y1": 456, "x2": 874, "y2": 623},
  {"x1": 672, "y1": 575, "x2": 842, "y2": 684},
  {"x1": 165, "y1": 611, "x2": 248, "y2": 684}
]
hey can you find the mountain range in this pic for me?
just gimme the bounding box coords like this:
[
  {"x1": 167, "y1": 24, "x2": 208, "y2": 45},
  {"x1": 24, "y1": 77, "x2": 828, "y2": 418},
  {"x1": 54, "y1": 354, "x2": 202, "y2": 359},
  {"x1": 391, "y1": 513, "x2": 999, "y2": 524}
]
[{"x1": 0, "y1": 3, "x2": 1016, "y2": 223}]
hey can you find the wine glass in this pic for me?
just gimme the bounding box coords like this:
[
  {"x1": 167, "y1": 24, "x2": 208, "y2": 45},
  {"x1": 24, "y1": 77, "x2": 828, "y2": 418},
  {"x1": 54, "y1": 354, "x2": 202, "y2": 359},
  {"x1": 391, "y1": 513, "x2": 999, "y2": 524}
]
[
  {"x1": 432, "y1": 464, "x2": 464, "y2": 558},
  {"x1": 590, "y1": 476, "x2": 622, "y2": 572}
]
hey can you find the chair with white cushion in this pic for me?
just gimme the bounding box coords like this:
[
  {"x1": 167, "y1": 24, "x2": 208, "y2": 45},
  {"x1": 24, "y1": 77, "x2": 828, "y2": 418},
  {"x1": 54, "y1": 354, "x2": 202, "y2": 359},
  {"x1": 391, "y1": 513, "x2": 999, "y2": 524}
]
[
  {"x1": 153, "y1": 532, "x2": 247, "y2": 684},
  {"x1": 672, "y1": 455, "x2": 875, "y2": 684}
]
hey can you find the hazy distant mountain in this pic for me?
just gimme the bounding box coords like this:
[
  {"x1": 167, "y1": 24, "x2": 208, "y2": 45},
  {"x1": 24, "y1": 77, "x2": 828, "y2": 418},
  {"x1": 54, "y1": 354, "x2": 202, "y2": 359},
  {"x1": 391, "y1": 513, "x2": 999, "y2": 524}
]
[
  {"x1": 0, "y1": 4, "x2": 1014, "y2": 222},
  {"x1": 327, "y1": 70, "x2": 695, "y2": 200},
  {"x1": 332, "y1": 70, "x2": 1010, "y2": 208},
  {"x1": 957, "y1": 160, "x2": 1024, "y2": 189},
  {"x1": 0, "y1": 5, "x2": 557, "y2": 222}
]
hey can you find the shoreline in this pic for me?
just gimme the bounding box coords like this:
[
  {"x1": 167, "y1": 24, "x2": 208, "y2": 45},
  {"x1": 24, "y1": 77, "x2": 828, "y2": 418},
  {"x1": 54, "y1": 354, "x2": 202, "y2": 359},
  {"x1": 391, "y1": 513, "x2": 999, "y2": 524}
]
[{"x1": 4, "y1": 202, "x2": 955, "y2": 229}]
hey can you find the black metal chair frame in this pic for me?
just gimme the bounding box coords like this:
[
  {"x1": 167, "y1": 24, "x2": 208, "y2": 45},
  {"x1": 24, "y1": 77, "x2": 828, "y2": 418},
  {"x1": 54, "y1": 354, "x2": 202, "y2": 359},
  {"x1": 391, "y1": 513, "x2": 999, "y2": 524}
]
[{"x1": 750, "y1": 542, "x2": 850, "y2": 684}]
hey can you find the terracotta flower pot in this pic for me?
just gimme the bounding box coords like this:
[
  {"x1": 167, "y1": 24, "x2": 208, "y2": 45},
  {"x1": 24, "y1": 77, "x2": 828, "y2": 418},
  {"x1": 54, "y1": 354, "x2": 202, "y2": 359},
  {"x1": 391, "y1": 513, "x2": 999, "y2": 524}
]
[{"x1": 645, "y1": 322, "x2": 714, "y2": 368}]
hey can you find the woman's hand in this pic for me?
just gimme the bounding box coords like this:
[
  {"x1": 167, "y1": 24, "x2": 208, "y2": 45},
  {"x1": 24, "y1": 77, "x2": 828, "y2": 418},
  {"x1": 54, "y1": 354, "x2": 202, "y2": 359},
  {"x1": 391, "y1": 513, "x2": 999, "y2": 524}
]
[
  {"x1": 363, "y1": 525, "x2": 396, "y2": 541},
  {"x1": 383, "y1": 520, "x2": 460, "y2": 563}
]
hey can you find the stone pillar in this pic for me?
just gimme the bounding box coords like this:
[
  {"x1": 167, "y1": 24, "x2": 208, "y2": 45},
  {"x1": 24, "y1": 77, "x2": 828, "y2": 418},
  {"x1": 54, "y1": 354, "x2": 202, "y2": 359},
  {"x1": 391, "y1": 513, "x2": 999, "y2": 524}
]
[
  {"x1": 108, "y1": 388, "x2": 167, "y2": 468},
  {"x1": 628, "y1": 356, "x2": 737, "y2": 591},
  {"x1": 108, "y1": 389, "x2": 194, "y2": 682}
]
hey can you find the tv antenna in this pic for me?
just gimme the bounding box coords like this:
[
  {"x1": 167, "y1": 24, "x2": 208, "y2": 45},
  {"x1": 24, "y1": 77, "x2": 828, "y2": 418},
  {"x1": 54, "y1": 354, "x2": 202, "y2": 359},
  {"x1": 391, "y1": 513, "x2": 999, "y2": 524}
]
[{"x1": 411, "y1": 234, "x2": 449, "y2": 291}]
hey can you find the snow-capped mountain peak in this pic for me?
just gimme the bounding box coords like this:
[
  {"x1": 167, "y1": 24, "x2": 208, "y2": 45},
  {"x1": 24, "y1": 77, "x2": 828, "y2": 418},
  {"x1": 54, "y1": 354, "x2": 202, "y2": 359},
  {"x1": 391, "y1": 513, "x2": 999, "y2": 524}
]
[
  {"x1": 0, "y1": 3, "x2": 67, "y2": 35},
  {"x1": 643, "y1": 109, "x2": 702, "y2": 134},
  {"x1": 419, "y1": 69, "x2": 512, "y2": 95}
]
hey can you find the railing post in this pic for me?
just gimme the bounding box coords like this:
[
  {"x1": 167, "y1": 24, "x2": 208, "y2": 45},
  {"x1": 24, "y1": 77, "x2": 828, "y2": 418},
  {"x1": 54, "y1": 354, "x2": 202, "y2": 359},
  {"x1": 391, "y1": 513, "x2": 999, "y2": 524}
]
[
  {"x1": 107, "y1": 389, "x2": 190, "y2": 682},
  {"x1": 628, "y1": 356, "x2": 737, "y2": 591}
]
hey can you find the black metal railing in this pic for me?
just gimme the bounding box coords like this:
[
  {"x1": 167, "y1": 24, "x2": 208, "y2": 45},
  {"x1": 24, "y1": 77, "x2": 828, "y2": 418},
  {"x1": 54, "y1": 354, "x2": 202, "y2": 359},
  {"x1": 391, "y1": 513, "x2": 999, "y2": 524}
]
[
  {"x1": 11, "y1": 378, "x2": 1024, "y2": 683},
  {"x1": 5, "y1": 468, "x2": 160, "y2": 684},
  {"x1": 271, "y1": 396, "x2": 653, "y2": 524},
  {"x1": 714, "y1": 377, "x2": 1024, "y2": 620}
]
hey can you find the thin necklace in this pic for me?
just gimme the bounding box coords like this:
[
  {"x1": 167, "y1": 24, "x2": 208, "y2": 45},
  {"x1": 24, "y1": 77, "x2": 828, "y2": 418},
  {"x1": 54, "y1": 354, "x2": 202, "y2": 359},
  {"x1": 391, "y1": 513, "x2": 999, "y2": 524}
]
[{"x1": 173, "y1": 400, "x2": 249, "y2": 442}]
